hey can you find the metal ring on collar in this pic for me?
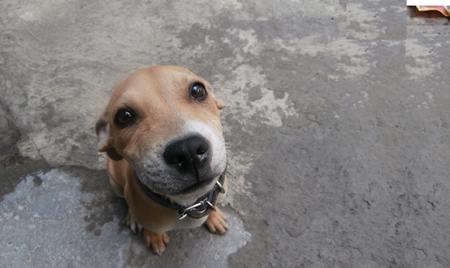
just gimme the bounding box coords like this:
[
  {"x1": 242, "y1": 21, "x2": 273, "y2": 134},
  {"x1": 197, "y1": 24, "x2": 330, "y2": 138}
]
[{"x1": 178, "y1": 201, "x2": 205, "y2": 220}]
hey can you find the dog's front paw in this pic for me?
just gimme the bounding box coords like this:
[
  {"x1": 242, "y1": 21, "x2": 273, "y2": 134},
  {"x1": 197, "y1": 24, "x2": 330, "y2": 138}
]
[
  {"x1": 143, "y1": 229, "x2": 170, "y2": 255},
  {"x1": 205, "y1": 207, "x2": 228, "y2": 235}
]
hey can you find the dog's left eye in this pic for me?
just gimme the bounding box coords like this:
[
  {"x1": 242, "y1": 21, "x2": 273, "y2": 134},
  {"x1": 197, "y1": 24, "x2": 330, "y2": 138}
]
[
  {"x1": 114, "y1": 109, "x2": 135, "y2": 128},
  {"x1": 190, "y1": 82, "x2": 207, "y2": 101}
]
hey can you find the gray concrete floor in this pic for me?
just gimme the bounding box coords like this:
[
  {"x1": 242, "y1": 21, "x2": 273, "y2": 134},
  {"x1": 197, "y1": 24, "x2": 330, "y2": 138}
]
[{"x1": 1, "y1": 1, "x2": 449, "y2": 267}]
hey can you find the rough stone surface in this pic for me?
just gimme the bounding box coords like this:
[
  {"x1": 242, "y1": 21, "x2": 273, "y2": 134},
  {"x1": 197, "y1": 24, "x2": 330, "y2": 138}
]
[{"x1": 1, "y1": 1, "x2": 450, "y2": 267}]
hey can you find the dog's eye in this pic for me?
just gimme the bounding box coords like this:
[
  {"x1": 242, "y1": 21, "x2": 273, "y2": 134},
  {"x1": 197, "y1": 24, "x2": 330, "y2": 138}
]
[
  {"x1": 190, "y1": 82, "x2": 207, "y2": 101},
  {"x1": 114, "y1": 109, "x2": 135, "y2": 128}
]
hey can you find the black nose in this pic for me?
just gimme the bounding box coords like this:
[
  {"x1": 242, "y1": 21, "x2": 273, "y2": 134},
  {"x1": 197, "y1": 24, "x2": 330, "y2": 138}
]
[{"x1": 163, "y1": 134, "x2": 211, "y2": 177}]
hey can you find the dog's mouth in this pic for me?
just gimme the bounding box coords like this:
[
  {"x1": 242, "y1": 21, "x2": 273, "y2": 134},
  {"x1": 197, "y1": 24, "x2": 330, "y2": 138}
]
[{"x1": 177, "y1": 178, "x2": 215, "y2": 195}]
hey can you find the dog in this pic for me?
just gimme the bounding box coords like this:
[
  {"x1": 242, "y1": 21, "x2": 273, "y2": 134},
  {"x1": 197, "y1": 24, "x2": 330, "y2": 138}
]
[{"x1": 95, "y1": 66, "x2": 229, "y2": 254}]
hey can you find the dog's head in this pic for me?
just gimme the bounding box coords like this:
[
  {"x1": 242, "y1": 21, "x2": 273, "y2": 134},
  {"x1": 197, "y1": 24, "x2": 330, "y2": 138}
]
[{"x1": 95, "y1": 66, "x2": 226, "y2": 202}]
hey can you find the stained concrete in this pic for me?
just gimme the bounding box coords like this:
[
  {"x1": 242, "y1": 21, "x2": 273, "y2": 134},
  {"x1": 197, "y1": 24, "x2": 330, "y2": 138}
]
[{"x1": 1, "y1": 1, "x2": 450, "y2": 267}]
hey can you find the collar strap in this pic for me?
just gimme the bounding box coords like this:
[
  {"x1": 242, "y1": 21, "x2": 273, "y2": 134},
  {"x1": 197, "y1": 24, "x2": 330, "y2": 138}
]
[{"x1": 137, "y1": 174, "x2": 226, "y2": 220}]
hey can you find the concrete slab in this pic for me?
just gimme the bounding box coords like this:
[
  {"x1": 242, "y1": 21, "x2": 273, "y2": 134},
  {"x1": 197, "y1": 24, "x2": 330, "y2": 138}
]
[{"x1": 1, "y1": 0, "x2": 450, "y2": 267}]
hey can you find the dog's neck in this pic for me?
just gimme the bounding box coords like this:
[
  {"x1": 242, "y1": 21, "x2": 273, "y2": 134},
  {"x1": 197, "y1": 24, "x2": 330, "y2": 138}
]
[{"x1": 136, "y1": 173, "x2": 226, "y2": 220}]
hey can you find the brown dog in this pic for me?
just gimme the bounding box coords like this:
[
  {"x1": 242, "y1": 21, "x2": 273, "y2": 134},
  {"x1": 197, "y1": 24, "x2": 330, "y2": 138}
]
[{"x1": 95, "y1": 66, "x2": 228, "y2": 254}]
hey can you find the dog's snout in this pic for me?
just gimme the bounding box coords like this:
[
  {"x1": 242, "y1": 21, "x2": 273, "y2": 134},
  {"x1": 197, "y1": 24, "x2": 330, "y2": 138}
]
[{"x1": 163, "y1": 135, "x2": 211, "y2": 177}]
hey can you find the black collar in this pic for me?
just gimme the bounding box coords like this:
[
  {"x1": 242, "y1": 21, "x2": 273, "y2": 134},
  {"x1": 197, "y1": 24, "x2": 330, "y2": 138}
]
[{"x1": 136, "y1": 174, "x2": 226, "y2": 220}]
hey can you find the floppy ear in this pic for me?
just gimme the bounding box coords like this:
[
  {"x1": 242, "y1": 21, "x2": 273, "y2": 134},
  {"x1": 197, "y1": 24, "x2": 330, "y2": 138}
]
[
  {"x1": 214, "y1": 98, "x2": 226, "y2": 110},
  {"x1": 95, "y1": 108, "x2": 123, "y2": 161},
  {"x1": 209, "y1": 91, "x2": 225, "y2": 110}
]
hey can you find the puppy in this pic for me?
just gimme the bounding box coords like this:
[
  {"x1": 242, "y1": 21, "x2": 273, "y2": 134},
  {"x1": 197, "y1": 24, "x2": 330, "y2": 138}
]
[{"x1": 95, "y1": 66, "x2": 228, "y2": 254}]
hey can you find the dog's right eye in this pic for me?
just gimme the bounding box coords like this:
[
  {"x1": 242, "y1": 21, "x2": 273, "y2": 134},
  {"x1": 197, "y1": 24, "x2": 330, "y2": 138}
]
[
  {"x1": 114, "y1": 109, "x2": 135, "y2": 128},
  {"x1": 190, "y1": 82, "x2": 208, "y2": 101}
]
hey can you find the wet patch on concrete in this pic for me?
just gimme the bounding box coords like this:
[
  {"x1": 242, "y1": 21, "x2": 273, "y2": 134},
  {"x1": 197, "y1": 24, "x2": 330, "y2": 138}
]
[
  {"x1": 0, "y1": 103, "x2": 51, "y2": 202},
  {"x1": 0, "y1": 168, "x2": 250, "y2": 267},
  {"x1": 0, "y1": 158, "x2": 50, "y2": 203},
  {"x1": 118, "y1": 211, "x2": 250, "y2": 267},
  {"x1": 0, "y1": 104, "x2": 23, "y2": 167}
]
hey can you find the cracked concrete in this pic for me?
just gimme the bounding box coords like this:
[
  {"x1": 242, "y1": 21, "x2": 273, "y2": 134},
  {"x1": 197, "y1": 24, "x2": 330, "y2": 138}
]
[{"x1": 1, "y1": 1, "x2": 450, "y2": 267}]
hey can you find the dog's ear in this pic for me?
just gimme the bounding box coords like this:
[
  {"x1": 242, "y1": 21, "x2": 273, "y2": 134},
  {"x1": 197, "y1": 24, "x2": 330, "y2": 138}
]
[
  {"x1": 214, "y1": 98, "x2": 226, "y2": 110},
  {"x1": 95, "y1": 108, "x2": 123, "y2": 161},
  {"x1": 210, "y1": 91, "x2": 225, "y2": 110}
]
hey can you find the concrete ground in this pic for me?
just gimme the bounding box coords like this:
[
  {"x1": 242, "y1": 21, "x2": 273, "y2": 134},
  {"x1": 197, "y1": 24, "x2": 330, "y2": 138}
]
[{"x1": 1, "y1": 1, "x2": 449, "y2": 267}]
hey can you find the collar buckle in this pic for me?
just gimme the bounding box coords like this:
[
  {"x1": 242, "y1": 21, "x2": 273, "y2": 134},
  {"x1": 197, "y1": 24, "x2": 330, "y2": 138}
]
[
  {"x1": 178, "y1": 201, "x2": 206, "y2": 220},
  {"x1": 177, "y1": 181, "x2": 225, "y2": 220}
]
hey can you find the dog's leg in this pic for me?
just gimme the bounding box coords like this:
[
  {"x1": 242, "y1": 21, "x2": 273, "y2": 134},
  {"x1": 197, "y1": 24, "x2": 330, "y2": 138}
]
[
  {"x1": 126, "y1": 210, "x2": 143, "y2": 234},
  {"x1": 204, "y1": 207, "x2": 228, "y2": 234},
  {"x1": 126, "y1": 211, "x2": 169, "y2": 255},
  {"x1": 143, "y1": 229, "x2": 170, "y2": 255}
]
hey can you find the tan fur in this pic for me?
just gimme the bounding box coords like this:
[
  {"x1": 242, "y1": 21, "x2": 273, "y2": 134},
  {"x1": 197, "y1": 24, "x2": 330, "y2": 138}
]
[{"x1": 96, "y1": 66, "x2": 228, "y2": 254}]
